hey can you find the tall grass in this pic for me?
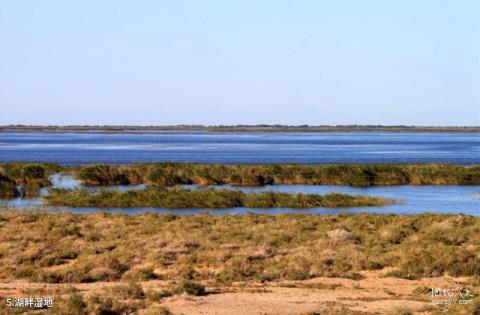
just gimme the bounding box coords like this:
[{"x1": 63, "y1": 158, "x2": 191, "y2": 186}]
[
  {"x1": 0, "y1": 180, "x2": 18, "y2": 198},
  {"x1": 44, "y1": 187, "x2": 392, "y2": 208},
  {"x1": 76, "y1": 163, "x2": 480, "y2": 186},
  {"x1": 0, "y1": 163, "x2": 62, "y2": 198}
]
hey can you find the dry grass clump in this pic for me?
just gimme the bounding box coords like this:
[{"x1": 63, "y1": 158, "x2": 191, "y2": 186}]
[
  {"x1": 76, "y1": 163, "x2": 480, "y2": 186},
  {"x1": 327, "y1": 229, "x2": 355, "y2": 242},
  {"x1": 45, "y1": 281, "x2": 204, "y2": 314},
  {"x1": 50, "y1": 285, "x2": 148, "y2": 315},
  {"x1": 172, "y1": 280, "x2": 206, "y2": 296},
  {"x1": 44, "y1": 187, "x2": 392, "y2": 208},
  {"x1": 0, "y1": 213, "x2": 478, "y2": 287}
]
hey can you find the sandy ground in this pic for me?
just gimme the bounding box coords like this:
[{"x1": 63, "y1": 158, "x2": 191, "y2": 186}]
[
  {"x1": 158, "y1": 272, "x2": 468, "y2": 315},
  {"x1": 0, "y1": 271, "x2": 475, "y2": 314}
]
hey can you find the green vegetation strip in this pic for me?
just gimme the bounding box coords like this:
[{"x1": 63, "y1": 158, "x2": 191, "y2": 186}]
[
  {"x1": 44, "y1": 187, "x2": 392, "y2": 208},
  {"x1": 77, "y1": 163, "x2": 480, "y2": 186},
  {"x1": 2, "y1": 162, "x2": 480, "y2": 199}
]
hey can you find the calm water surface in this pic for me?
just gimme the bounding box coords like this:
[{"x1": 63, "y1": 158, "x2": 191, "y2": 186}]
[{"x1": 0, "y1": 131, "x2": 478, "y2": 164}]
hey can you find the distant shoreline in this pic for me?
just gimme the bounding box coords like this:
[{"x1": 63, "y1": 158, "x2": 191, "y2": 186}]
[{"x1": 1, "y1": 125, "x2": 480, "y2": 133}]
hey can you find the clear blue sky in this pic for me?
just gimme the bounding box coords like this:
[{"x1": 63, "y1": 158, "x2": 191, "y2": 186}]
[{"x1": 0, "y1": 0, "x2": 478, "y2": 126}]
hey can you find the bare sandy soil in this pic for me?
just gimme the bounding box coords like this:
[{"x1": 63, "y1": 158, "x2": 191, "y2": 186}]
[
  {"x1": 157, "y1": 272, "x2": 469, "y2": 314},
  {"x1": 0, "y1": 270, "x2": 476, "y2": 314}
]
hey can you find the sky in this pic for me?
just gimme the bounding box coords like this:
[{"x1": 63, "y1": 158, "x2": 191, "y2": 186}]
[{"x1": 0, "y1": 0, "x2": 479, "y2": 126}]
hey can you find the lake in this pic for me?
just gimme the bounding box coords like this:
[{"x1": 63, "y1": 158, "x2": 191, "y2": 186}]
[
  {"x1": 0, "y1": 131, "x2": 478, "y2": 164},
  {"x1": 1, "y1": 131, "x2": 478, "y2": 216}
]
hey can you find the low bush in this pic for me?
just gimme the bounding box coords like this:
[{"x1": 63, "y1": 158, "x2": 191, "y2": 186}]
[
  {"x1": 173, "y1": 280, "x2": 206, "y2": 296},
  {"x1": 0, "y1": 181, "x2": 19, "y2": 198},
  {"x1": 107, "y1": 282, "x2": 145, "y2": 300},
  {"x1": 122, "y1": 267, "x2": 157, "y2": 281}
]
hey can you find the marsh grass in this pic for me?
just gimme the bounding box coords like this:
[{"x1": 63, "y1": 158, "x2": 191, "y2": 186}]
[
  {"x1": 2, "y1": 162, "x2": 478, "y2": 198},
  {"x1": 76, "y1": 163, "x2": 480, "y2": 186},
  {"x1": 0, "y1": 181, "x2": 18, "y2": 198},
  {"x1": 0, "y1": 213, "x2": 478, "y2": 286},
  {"x1": 0, "y1": 163, "x2": 62, "y2": 198},
  {"x1": 44, "y1": 187, "x2": 392, "y2": 208}
]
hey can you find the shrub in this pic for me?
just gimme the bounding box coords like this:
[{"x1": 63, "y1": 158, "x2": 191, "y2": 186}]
[
  {"x1": 77, "y1": 165, "x2": 130, "y2": 185},
  {"x1": 122, "y1": 267, "x2": 157, "y2": 282},
  {"x1": 107, "y1": 282, "x2": 145, "y2": 300},
  {"x1": 0, "y1": 181, "x2": 19, "y2": 198},
  {"x1": 173, "y1": 280, "x2": 206, "y2": 296},
  {"x1": 53, "y1": 291, "x2": 87, "y2": 315},
  {"x1": 145, "y1": 289, "x2": 174, "y2": 301}
]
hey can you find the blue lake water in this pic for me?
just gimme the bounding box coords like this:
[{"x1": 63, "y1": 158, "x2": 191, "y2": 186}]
[{"x1": 0, "y1": 131, "x2": 478, "y2": 164}]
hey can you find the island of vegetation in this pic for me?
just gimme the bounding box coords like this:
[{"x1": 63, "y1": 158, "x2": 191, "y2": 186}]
[
  {"x1": 77, "y1": 163, "x2": 480, "y2": 186},
  {"x1": 45, "y1": 187, "x2": 392, "y2": 208}
]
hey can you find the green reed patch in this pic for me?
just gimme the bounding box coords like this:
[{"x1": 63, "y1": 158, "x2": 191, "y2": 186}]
[
  {"x1": 44, "y1": 187, "x2": 392, "y2": 208},
  {"x1": 0, "y1": 181, "x2": 19, "y2": 198},
  {"x1": 0, "y1": 163, "x2": 63, "y2": 198},
  {"x1": 76, "y1": 163, "x2": 480, "y2": 186}
]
